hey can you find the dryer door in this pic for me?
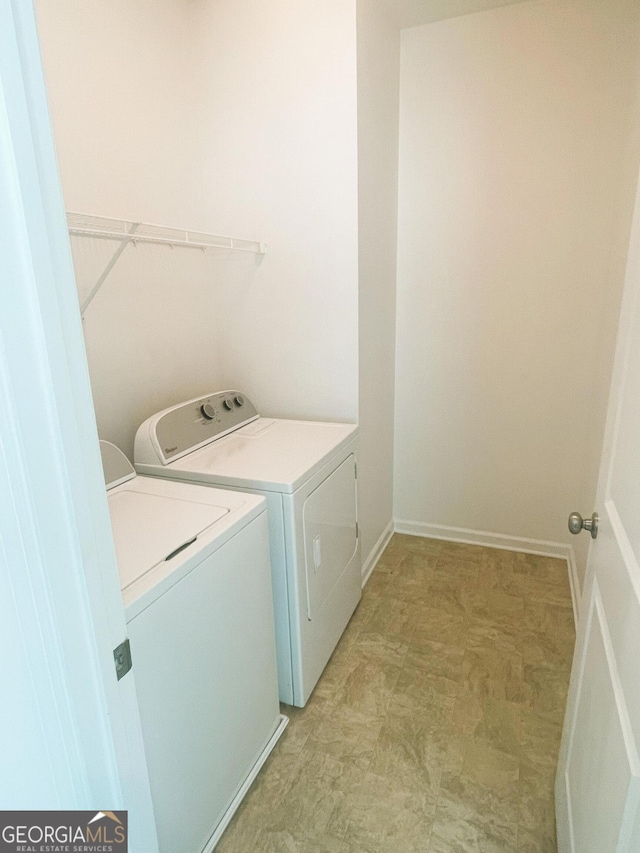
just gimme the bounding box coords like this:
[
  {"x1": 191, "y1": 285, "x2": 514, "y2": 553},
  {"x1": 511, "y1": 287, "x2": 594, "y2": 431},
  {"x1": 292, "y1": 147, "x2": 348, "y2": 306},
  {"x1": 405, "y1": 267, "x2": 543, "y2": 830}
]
[{"x1": 303, "y1": 454, "x2": 358, "y2": 620}]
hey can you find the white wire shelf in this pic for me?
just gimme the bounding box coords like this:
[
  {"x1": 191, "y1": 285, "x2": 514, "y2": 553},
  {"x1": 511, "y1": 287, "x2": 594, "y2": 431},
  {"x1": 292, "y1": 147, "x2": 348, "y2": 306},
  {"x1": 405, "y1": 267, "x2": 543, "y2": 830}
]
[
  {"x1": 67, "y1": 212, "x2": 267, "y2": 314},
  {"x1": 67, "y1": 212, "x2": 267, "y2": 254}
]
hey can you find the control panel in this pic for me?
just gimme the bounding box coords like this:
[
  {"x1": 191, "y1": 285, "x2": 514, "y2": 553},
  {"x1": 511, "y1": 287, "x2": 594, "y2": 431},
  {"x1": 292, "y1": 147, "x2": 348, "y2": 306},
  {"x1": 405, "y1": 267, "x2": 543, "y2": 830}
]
[{"x1": 150, "y1": 390, "x2": 259, "y2": 464}]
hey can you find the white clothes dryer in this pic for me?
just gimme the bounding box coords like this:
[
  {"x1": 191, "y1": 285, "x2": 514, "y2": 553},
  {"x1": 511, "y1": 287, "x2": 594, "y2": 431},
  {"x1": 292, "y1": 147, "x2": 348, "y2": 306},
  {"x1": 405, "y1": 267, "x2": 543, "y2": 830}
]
[
  {"x1": 100, "y1": 441, "x2": 286, "y2": 853},
  {"x1": 134, "y1": 391, "x2": 361, "y2": 707}
]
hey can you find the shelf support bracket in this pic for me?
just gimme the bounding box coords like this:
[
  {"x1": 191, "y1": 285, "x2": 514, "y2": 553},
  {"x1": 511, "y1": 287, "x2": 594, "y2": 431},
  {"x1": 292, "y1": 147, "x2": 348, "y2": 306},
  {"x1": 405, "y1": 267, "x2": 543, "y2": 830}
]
[{"x1": 79, "y1": 221, "x2": 140, "y2": 315}]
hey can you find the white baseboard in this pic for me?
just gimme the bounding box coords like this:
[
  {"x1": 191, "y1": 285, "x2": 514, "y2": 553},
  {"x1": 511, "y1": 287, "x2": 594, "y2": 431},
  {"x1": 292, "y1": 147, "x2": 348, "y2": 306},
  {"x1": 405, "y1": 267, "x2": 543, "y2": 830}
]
[
  {"x1": 361, "y1": 519, "x2": 394, "y2": 586},
  {"x1": 394, "y1": 518, "x2": 579, "y2": 626},
  {"x1": 394, "y1": 519, "x2": 569, "y2": 558}
]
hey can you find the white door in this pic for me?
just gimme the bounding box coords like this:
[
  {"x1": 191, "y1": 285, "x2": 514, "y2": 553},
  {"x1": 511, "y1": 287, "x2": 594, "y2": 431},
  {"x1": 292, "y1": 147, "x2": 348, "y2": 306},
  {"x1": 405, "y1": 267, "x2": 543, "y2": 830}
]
[
  {"x1": 0, "y1": 3, "x2": 157, "y2": 850},
  {"x1": 555, "y1": 170, "x2": 640, "y2": 848}
]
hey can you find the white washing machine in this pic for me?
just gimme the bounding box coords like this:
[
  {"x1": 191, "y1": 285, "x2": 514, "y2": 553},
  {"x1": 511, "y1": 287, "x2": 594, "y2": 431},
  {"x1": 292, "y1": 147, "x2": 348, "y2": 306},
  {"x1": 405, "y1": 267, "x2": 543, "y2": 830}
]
[
  {"x1": 134, "y1": 391, "x2": 361, "y2": 707},
  {"x1": 100, "y1": 441, "x2": 286, "y2": 853}
]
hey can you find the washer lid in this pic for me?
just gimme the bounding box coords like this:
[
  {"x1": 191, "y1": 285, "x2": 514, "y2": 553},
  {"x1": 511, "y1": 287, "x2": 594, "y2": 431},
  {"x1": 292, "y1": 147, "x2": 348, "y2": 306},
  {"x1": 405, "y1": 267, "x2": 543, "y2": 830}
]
[
  {"x1": 107, "y1": 486, "x2": 228, "y2": 589},
  {"x1": 155, "y1": 418, "x2": 358, "y2": 493}
]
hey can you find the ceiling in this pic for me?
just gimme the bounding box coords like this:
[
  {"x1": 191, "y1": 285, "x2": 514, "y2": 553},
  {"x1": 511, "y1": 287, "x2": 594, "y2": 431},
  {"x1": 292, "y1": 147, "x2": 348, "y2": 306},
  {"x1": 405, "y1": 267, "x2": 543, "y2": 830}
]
[{"x1": 391, "y1": 0, "x2": 532, "y2": 29}]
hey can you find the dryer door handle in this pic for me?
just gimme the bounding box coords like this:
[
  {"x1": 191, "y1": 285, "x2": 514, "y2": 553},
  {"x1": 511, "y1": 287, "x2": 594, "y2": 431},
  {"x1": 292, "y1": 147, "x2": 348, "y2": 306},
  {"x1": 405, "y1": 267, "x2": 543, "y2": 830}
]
[{"x1": 313, "y1": 535, "x2": 322, "y2": 572}]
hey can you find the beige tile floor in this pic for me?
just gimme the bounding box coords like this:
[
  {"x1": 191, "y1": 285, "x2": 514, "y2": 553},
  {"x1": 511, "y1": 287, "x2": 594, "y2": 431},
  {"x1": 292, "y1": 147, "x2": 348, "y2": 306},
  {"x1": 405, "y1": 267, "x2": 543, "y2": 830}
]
[{"x1": 217, "y1": 534, "x2": 576, "y2": 853}]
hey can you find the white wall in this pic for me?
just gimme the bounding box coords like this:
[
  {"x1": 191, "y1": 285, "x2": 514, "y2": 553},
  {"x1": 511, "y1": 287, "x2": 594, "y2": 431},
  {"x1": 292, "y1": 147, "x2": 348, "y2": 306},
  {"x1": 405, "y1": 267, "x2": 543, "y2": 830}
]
[
  {"x1": 397, "y1": 0, "x2": 529, "y2": 28},
  {"x1": 357, "y1": 0, "x2": 400, "y2": 568},
  {"x1": 189, "y1": 0, "x2": 359, "y2": 427},
  {"x1": 394, "y1": 0, "x2": 640, "y2": 589},
  {"x1": 36, "y1": 0, "x2": 359, "y2": 460},
  {"x1": 35, "y1": 0, "x2": 224, "y2": 457},
  {"x1": 35, "y1": 0, "x2": 200, "y2": 227}
]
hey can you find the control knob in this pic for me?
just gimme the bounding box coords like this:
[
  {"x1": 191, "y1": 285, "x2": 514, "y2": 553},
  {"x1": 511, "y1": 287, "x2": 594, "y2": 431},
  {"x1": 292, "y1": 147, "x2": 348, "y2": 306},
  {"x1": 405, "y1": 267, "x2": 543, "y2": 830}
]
[
  {"x1": 201, "y1": 403, "x2": 216, "y2": 420},
  {"x1": 223, "y1": 397, "x2": 234, "y2": 411},
  {"x1": 234, "y1": 394, "x2": 245, "y2": 407}
]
